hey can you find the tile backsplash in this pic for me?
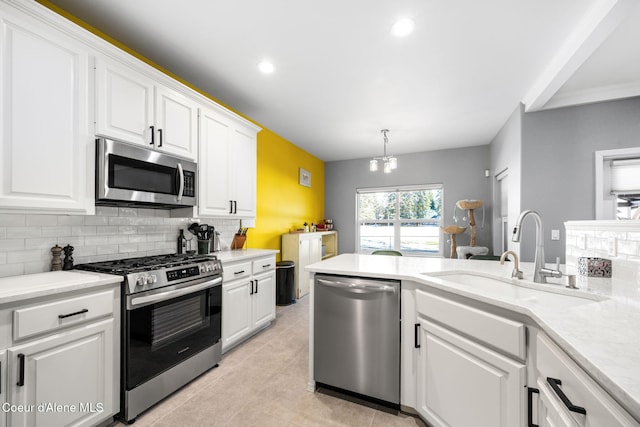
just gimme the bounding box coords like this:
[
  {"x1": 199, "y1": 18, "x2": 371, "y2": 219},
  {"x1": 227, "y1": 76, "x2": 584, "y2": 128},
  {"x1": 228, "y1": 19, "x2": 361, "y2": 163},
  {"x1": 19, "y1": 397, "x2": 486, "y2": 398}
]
[
  {"x1": 565, "y1": 220, "x2": 640, "y2": 282},
  {"x1": 0, "y1": 207, "x2": 241, "y2": 278}
]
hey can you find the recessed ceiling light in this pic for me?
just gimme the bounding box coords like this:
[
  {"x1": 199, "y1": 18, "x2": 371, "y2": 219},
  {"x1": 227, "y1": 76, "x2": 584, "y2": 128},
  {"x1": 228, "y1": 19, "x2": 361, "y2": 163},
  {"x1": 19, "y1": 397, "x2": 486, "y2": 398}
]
[
  {"x1": 258, "y1": 61, "x2": 275, "y2": 74},
  {"x1": 391, "y1": 18, "x2": 415, "y2": 37}
]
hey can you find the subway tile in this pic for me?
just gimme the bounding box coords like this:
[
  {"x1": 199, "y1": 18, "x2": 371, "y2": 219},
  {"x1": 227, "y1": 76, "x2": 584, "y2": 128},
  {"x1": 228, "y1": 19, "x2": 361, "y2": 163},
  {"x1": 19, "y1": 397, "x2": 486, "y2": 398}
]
[
  {"x1": 118, "y1": 243, "x2": 139, "y2": 253},
  {"x1": 84, "y1": 215, "x2": 110, "y2": 226},
  {"x1": 108, "y1": 235, "x2": 129, "y2": 245},
  {"x1": 128, "y1": 234, "x2": 147, "y2": 244},
  {"x1": 0, "y1": 238, "x2": 26, "y2": 251},
  {"x1": 96, "y1": 244, "x2": 119, "y2": 255},
  {"x1": 41, "y1": 226, "x2": 72, "y2": 238},
  {"x1": 26, "y1": 214, "x2": 58, "y2": 226},
  {"x1": 0, "y1": 263, "x2": 25, "y2": 278},
  {"x1": 84, "y1": 235, "x2": 111, "y2": 246},
  {"x1": 95, "y1": 206, "x2": 119, "y2": 217},
  {"x1": 136, "y1": 242, "x2": 156, "y2": 252},
  {"x1": 118, "y1": 226, "x2": 137, "y2": 235},
  {"x1": 8, "y1": 249, "x2": 48, "y2": 264},
  {"x1": 7, "y1": 226, "x2": 42, "y2": 238},
  {"x1": 57, "y1": 215, "x2": 85, "y2": 226},
  {"x1": 25, "y1": 238, "x2": 59, "y2": 250},
  {"x1": 109, "y1": 216, "x2": 136, "y2": 226},
  {"x1": 0, "y1": 214, "x2": 26, "y2": 226},
  {"x1": 97, "y1": 225, "x2": 119, "y2": 235},
  {"x1": 118, "y1": 207, "x2": 139, "y2": 217},
  {"x1": 0, "y1": 227, "x2": 6, "y2": 239},
  {"x1": 24, "y1": 260, "x2": 52, "y2": 275},
  {"x1": 71, "y1": 226, "x2": 97, "y2": 236}
]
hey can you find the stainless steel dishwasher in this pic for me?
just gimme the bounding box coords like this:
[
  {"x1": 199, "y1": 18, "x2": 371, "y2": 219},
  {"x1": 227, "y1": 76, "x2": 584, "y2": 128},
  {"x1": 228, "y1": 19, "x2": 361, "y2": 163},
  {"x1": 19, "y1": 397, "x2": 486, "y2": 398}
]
[{"x1": 314, "y1": 274, "x2": 400, "y2": 406}]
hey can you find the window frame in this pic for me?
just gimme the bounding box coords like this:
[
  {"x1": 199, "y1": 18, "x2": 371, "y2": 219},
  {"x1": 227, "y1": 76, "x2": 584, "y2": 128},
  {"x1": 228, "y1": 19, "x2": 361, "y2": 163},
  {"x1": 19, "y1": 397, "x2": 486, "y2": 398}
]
[{"x1": 355, "y1": 184, "x2": 444, "y2": 256}]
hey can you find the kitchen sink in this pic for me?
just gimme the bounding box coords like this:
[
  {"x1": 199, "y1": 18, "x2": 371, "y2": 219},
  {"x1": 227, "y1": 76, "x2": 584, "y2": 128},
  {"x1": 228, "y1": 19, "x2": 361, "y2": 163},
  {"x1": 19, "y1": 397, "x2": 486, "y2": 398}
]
[{"x1": 423, "y1": 271, "x2": 602, "y2": 308}]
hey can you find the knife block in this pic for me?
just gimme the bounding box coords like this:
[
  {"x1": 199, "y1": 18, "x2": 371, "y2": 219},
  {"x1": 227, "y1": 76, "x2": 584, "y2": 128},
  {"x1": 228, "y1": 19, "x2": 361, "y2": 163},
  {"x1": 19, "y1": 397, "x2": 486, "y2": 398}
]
[{"x1": 231, "y1": 234, "x2": 246, "y2": 250}]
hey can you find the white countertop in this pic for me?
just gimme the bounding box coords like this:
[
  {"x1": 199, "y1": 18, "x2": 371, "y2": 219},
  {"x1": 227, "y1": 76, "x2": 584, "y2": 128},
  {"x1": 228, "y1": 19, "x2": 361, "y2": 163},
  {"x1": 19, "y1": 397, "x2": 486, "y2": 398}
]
[
  {"x1": 215, "y1": 248, "x2": 279, "y2": 263},
  {"x1": 306, "y1": 253, "x2": 640, "y2": 420},
  {"x1": 0, "y1": 270, "x2": 123, "y2": 305}
]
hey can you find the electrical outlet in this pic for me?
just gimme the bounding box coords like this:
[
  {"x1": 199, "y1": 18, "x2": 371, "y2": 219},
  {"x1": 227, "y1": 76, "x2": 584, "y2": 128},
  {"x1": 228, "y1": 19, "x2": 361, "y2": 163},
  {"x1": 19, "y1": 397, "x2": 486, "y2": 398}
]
[
  {"x1": 608, "y1": 237, "x2": 617, "y2": 256},
  {"x1": 551, "y1": 229, "x2": 560, "y2": 241}
]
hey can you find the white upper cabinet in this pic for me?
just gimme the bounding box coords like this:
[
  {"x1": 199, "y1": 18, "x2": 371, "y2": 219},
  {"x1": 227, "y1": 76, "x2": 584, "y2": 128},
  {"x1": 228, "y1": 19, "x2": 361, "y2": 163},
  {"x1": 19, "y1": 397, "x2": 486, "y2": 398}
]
[
  {"x1": 95, "y1": 56, "x2": 198, "y2": 161},
  {"x1": 199, "y1": 106, "x2": 259, "y2": 218},
  {"x1": 0, "y1": 2, "x2": 94, "y2": 214}
]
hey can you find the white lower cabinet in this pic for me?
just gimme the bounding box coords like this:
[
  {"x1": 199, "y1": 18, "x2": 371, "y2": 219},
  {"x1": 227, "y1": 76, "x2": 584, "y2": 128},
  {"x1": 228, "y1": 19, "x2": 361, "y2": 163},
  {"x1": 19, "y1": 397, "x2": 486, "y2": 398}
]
[
  {"x1": 0, "y1": 283, "x2": 120, "y2": 427},
  {"x1": 532, "y1": 333, "x2": 638, "y2": 427},
  {"x1": 221, "y1": 255, "x2": 276, "y2": 352},
  {"x1": 416, "y1": 318, "x2": 525, "y2": 427},
  {"x1": 6, "y1": 319, "x2": 115, "y2": 427}
]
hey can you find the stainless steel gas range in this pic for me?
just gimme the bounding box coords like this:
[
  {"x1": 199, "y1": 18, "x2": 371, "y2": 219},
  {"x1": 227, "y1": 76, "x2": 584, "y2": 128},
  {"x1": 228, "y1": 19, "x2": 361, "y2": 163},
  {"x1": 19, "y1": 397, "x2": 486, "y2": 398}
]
[{"x1": 75, "y1": 253, "x2": 222, "y2": 424}]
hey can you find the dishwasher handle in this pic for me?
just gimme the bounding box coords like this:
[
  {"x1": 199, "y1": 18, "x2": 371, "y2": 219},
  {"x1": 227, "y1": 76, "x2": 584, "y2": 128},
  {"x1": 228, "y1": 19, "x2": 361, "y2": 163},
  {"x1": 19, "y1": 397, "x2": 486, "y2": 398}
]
[{"x1": 316, "y1": 278, "x2": 396, "y2": 293}]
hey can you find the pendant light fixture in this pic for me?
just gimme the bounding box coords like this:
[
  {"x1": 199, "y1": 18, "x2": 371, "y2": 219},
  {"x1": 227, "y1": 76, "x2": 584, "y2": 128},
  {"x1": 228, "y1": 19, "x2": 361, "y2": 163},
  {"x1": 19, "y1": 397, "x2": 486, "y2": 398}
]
[{"x1": 369, "y1": 129, "x2": 398, "y2": 173}]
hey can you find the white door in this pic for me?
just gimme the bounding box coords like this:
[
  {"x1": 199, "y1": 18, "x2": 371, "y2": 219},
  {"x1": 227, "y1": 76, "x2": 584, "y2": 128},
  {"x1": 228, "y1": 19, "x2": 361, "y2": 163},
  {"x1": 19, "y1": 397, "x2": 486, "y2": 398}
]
[
  {"x1": 416, "y1": 319, "x2": 525, "y2": 427},
  {"x1": 230, "y1": 127, "x2": 257, "y2": 218},
  {"x1": 198, "y1": 107, "x2": 233, "y2": 217},
  {"x1": 0, "y1": 8, "x2": 93, "y2": 214},
  {"x1": 95, "y1": 56, "x2": 154, "y2": 145},
  {"x1": 7, "y1": 319, "x2": 115, "y2": 427},
  {"x1": 221, "y1": 279, "x2": 252, "y2": 352},
  {"x1": 155, "y1": 85, "x2": 198, "y2": 160},
  {"x1": 252, "y1": 271, "x2": 275, "y2": 330}
]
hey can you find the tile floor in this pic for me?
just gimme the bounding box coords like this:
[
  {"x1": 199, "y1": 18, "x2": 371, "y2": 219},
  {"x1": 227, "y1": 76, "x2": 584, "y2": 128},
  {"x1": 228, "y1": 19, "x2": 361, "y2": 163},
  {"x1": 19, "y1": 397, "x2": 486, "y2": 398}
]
[{"x1": 117, "y1": 296, "x2": 427, "y2": 427}]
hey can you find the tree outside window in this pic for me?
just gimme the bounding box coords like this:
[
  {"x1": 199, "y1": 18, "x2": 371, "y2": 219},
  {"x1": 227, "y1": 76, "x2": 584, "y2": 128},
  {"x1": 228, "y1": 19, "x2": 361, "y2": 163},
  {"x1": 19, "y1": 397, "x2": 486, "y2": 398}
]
[{"x1": 357, "y1": 185, "x2": 443, "y2": 255}]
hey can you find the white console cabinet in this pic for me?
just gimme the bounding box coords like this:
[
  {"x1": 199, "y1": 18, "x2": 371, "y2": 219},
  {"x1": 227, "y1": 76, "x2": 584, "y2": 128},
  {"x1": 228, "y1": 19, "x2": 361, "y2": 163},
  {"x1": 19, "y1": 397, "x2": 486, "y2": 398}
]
[
  {"x1": 220, "y1": 254, "x2": 276, "y2": 352},
  {"x1": 282, "y1": 231, "x2": 337, "y2": 298},
  {"x1": 0, "y1": 1, "x2": 94, "y2": 214}
]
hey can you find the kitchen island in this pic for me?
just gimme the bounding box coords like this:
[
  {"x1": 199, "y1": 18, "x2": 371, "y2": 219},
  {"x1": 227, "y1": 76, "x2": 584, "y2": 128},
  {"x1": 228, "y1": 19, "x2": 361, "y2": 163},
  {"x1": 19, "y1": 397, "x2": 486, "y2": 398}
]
[{"x1": 306, "y1": 253, "x2": 640, "y2": 426}]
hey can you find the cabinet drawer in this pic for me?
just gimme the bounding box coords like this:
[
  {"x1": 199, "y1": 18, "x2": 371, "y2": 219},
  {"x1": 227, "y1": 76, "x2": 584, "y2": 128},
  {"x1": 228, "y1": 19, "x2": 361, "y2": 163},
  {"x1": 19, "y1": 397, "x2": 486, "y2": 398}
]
[
  {"x1": 416, "y1": 289, "x2": 526, "y2": 359},
  {"x1": 252, "y1": 256, "x2": 276, "y2": 274},
  {"x1": 223, "y1": 261, "x2": 252, "y2": 282},
  {"x1": 536, "y1": 334, "x2": 638, "y2": 426},
  {"x1": 13, "y1": 289, "x2": 115, "y2": 340}
]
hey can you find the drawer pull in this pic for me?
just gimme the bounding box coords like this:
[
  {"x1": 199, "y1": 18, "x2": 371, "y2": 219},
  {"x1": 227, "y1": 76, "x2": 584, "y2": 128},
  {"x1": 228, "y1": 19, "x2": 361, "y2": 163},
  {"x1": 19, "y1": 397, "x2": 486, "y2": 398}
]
[
  {"x1": 58, "y1": 308, "x2": 89, "y2": 319},
  {"x1": 414, "y1": 323, "x2": 420, "y2": 348},
  {"x1": 262, "y1": 264, "x2": 271, "y2": 268},
  {"x1": 547, "y1": 377, "x2": 587, "y2": 415},
  {"x1": 234, "y1": 270, "x2": 245, "y2": 275},
  {"x1": 17, "y1": 354, "x2": 25, "y2": 387},
  {"x1": 527, "y1": 387, "x2": 539, "y2": 427}
]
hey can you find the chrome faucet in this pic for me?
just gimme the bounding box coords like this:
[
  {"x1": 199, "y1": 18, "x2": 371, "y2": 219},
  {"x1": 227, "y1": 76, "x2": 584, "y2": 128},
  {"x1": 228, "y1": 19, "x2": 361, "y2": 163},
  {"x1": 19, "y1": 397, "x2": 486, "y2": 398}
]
[
  {"x1": 512, "y1": 210, "x2": 562, "y2": 283},
  {"x1": 500, "y1": 250, "x2": 523, "y2": 279}
]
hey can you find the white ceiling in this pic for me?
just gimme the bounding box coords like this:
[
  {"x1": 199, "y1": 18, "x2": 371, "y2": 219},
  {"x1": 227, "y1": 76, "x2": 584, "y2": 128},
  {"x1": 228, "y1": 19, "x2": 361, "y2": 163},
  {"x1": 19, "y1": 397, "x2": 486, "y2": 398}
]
[{"x1": 47, "y1": 0, "x2": 640, "y2": 162}]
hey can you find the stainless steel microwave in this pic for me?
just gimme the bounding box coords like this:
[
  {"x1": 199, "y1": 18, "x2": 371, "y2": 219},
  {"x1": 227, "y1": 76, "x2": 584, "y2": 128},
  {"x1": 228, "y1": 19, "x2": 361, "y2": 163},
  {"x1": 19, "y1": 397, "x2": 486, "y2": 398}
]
[{"x1": 96, "y1": 138, "x2": 197, "y2": 208}]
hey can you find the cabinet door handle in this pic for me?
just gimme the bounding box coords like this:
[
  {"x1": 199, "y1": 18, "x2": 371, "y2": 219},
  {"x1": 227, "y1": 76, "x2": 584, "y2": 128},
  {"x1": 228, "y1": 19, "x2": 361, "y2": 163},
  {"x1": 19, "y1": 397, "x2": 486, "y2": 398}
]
[
  {"x1": 17, "y1": 354, "x2": 25, "y2": 387},
  {"x1": 229, "y1": 200, "x2": 234, "y2": 214},
  {"x1": 58, "y1": 308, "x2": 89, "y2": 319},
  {"x1": 414, "y1": 323, "x2": 420, "y2": 348},
  {"x1": 233, "y1": 200, "x2": 237, "y2": 214},
  {"x1": 527, "y1": 387, "x2": 539, "y2": 427},
  {"x1": 255, "y1": 279, "x2": 259, "y2": 294},
  {"x1": 150, "y1": 125, "x2": 155, "y2": 145},
  {"x1": 158, "y1": 128, "x2": 163, "y2": 147},
  {"x1": 547, "y1": 377, "x2": 587, "y2": 415},
  {"x1": 250, "y1": 280, "x2": 254, "y2": 295}
]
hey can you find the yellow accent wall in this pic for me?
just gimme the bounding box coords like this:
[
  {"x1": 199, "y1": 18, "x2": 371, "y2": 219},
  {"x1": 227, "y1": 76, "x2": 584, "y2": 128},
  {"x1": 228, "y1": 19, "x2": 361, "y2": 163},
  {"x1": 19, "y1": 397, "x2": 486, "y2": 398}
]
[
  {"x1": 38, "y1": 0, "x2": 325, "y2": 257},
  {"x1": 251, "y1": 129, "x2": 324, "y2": 259}
]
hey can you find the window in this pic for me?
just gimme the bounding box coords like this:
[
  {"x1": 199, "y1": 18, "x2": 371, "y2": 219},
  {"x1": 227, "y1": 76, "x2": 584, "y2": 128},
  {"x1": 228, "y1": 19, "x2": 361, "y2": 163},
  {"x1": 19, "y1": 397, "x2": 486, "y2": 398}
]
[
  {"x1": 595, "y1": 148, "x2": 640, "y2": 220},
  {"x1": 357, "y1": 185, "x2": 443, "y2": 255}
]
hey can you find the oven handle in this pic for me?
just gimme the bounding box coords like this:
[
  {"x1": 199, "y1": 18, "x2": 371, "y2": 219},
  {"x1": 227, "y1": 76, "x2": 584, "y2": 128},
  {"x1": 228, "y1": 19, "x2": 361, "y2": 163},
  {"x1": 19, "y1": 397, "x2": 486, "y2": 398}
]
[
  {"x1": 176, "y1": 163, "x2": 185, "y2": 202},
  {"x1": 129, "y1": 276, "x2": 221, "y2": 308}
]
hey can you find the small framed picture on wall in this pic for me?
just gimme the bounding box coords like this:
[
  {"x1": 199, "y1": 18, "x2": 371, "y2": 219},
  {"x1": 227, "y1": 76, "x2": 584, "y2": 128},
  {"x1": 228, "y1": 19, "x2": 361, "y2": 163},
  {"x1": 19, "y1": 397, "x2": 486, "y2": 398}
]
[{"x1": 299, "y1": 168, "x2": 311, "y2": 187}]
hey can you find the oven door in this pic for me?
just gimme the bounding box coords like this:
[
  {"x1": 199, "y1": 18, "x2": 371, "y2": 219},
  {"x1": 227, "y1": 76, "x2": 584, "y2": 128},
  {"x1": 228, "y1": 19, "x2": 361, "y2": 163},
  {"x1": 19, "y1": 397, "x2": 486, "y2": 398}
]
[
  {"x1": 124, "y1": 278, "x2": 221, "y2": 389},
  {"x1": 97, "y1": 138, "x2": 197, "y2": 207}
]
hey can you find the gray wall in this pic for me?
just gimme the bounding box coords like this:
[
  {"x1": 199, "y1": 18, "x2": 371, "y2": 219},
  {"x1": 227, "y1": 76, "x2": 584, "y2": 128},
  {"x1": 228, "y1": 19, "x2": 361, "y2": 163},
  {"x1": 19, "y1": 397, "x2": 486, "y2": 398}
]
[
  {"x1": 325, "y1": 145, "x2": 492, "y2": 256},
  {"x1": 518, "y1": 96, "x2": 640, "y2": 263},
  {"x1": 488, "y1": 97, "x2": 640, "y2": 264}
]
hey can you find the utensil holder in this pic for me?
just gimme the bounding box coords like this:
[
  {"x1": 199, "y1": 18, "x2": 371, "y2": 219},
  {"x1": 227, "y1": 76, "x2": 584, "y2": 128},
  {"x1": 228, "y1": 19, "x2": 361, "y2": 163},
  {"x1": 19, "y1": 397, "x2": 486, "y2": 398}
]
[
  {"x1": 231, "y1": 234, "x2": 246, "y2": 250},
  {"x1": 197, "y1": 239, "x2": 210, "y2": 255}
]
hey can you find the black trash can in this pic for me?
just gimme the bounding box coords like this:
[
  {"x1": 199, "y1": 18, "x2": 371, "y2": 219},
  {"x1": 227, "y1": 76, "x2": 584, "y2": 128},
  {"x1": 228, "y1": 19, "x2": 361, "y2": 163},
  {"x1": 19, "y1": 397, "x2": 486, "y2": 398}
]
[{"x1": 276, "y1": 261, "x2": 296, "y2": 306}]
